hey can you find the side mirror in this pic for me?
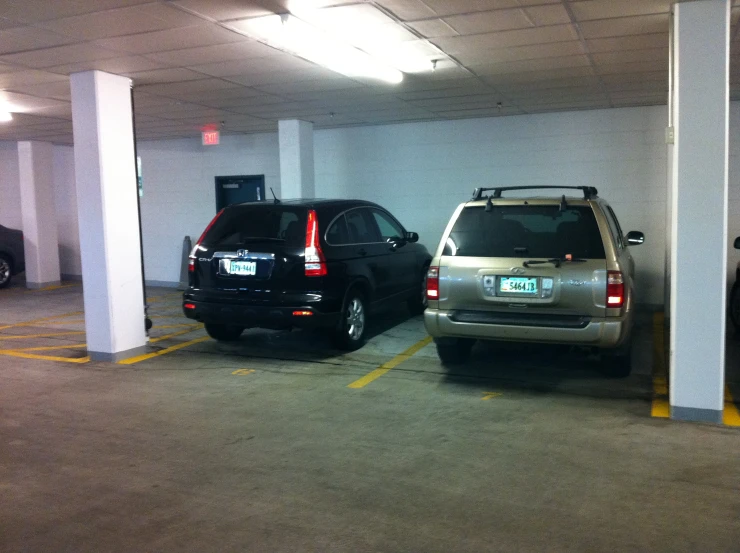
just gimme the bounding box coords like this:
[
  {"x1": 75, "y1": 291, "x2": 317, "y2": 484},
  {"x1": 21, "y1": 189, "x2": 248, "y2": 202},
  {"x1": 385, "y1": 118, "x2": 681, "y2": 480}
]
[
  {"x1": 626, "y1": 231, "x2": 645, "y2": 246},
  {"x1": 734, "y1": 236, "x2": 740, "y2": 249},
  {"x1": 406, "y1": 231, "x2": 419, "y2": 243}
]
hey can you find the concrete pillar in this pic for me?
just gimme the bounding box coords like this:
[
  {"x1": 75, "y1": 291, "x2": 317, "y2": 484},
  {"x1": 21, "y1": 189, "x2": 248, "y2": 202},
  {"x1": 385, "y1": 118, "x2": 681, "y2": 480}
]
[
  {"x1": 669, "y1": 0, "x2": 729, "y2": 423},
  {"x1": 278, "y1": 119, "x2": 314, "y2": 199},
  {"x1": 70, "y1": 70, "x2": 147, "y2": 362},
  {"x1": 18, "y1": 141, "x2": 60, "y2": 288}
]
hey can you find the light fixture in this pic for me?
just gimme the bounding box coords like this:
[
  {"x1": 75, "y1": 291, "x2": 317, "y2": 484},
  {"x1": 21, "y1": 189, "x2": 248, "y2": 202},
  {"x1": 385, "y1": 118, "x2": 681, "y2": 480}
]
[
  {"x1": 0, "y1": 111, "x2": 12, "y2": 122},
  {"x1": 235, "y1": 14, "x2": 403, "y2": 84}
]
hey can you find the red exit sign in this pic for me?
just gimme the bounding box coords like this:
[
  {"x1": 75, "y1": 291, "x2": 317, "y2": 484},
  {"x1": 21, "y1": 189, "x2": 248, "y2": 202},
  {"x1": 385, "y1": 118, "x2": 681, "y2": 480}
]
[{"x1": 202, "y1": 130, "x2": 220, "y2": 145}]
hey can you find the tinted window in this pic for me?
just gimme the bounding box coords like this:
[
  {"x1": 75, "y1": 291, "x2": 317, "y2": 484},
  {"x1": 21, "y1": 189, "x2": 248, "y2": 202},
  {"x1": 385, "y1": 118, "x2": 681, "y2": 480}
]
[
  {"x1": 606, "y1": 206, "x2": 625, "y2": 248},
  {"x1": 202, "y1": 206, "x2": 306, "y2": 247},
  {"x1": 326, "y1": 214, "x2": 350, "y2": 245},
  {"x1": 345, "y1": 209, "x2": 380, "y2": 243},
  {"x1": 444, "y1": 205, "x2": 605, "y2": 259},
  {"x1": 602, "y1": 206, "x2": 622, "y2": 249},
  {"x1": 371, "y1": 210, "x2": 404, "y2": 242}
]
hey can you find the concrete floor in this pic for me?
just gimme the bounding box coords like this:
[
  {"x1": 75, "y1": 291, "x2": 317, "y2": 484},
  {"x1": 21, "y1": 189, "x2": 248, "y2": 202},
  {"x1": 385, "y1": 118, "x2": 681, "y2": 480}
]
[{"x1": 1, "y1": 281, "x2": 740, "y2": 552}]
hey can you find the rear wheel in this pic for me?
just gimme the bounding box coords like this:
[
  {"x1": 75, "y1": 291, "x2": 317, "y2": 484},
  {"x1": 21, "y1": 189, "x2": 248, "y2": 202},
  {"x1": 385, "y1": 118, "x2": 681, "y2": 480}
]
[
  {"x1": 0, "y1": 254, "x2": 12, "y2": 289},
  {"x1": 204, "y1": 323, "x2": 244, "y2": 342},
  {"x1": 333, "y1": 290, "x2": 366, "y2": 351},
  {"x1": 435, "y1": 338, "x2": 475, "y2": 365},
  {"x1": 602, "y1": 341, "x2": 632, "y2": 378},
  {"x1": 407, "y1": 266, "x2": 429, "y2": 315},
  {"x1": 730, "y1": 283, "x2": 740, "y2": 332}
]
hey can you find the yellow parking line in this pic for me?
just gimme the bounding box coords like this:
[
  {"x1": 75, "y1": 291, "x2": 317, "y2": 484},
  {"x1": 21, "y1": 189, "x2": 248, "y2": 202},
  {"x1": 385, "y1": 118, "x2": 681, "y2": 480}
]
[
  {"x1": 0, "y1": 331, "x2": 86, "y2": 340},
  {"x1": 149, "y1": 323, "x2": 201, "y2": 330},
  {"x1": 348, "y1": 336, "x2": 433, "y2": 389},
  {"x1": 28, "y1": 283, "x2": 79, "y2": 292},
  {"x1": 1, "y1": 343, "x2": 87, "y2": 353},
  {"x1": 149, "y1": 325, "x2": 204, "y2": 343},
  {"x1": 723, "y1": 387, "x2": 740, "y2": 427},
  {"x1": 37, "y1": 320, "x2": 85, "y2": 325},
  {"x1": 0, "y1": 311, "x2": 84, "y2": 331},
  {"x1": 0, "y1": 350, "x2": 89, "y2": 363},
  {"x1": 117, "y1": 336, "x2": 210, "y2": 365},
  {"x1": 651, "y1": 312, "x2": 670, "y2": 418}
]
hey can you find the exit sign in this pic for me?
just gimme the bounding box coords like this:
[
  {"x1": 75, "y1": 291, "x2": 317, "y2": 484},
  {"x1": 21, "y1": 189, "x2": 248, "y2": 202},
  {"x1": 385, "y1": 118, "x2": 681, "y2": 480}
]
[{"x1": 202, "y1": 130, "x2": 220, "y2": 145}]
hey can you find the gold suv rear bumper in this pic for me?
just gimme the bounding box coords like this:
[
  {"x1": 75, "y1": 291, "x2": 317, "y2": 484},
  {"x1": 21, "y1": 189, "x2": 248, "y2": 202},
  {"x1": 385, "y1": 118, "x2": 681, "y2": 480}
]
[{"x1": 424, "y1": 309, "x2": 630, "y2": 349}]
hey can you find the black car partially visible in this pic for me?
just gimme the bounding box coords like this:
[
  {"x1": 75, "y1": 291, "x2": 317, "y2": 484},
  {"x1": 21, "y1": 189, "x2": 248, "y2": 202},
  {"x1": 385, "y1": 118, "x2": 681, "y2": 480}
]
[
  {"x1": 183, "y1": 199, "x2": 431, "y2": 350},
  {"x1": 0, "y1": 224, "x2": 24, "y2": 288}
]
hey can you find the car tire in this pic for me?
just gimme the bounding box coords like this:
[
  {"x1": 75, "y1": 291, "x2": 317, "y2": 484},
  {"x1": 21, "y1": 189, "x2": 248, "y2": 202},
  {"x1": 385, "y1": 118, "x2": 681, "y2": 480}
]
[
  {"x1": 730, "y1": 283, "x2": 740, "y2": 332},
  {"x1": 333, "y1": 289, "x2": 367, "y2": 351},
  {"x1": 602, "y1": 342, "x2": 632, "y2": 378},
  {"x1": 204, "y1": 323, "x2": 244, "y2": 341},
  {"x1": 0, "y1": 254, "x2": 12, "y2": 289},
  {"x1": 435, "y1": 337, "x2": 475, "y2": 365},
  {"x1": 407, "y1": 266, "x2": 429, "y2": 316}
]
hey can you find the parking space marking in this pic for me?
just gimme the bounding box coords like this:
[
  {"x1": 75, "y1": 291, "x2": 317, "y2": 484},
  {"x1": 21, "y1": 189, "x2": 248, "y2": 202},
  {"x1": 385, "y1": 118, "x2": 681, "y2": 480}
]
[
  {"x1": 149, "y1": 323, "x2": 201, "y2": 330},
  {"x1": 0, "y1": 350, "x2": 89, "y2": 363},
  {"x1": 481, "y1": 391, "x2": 503, "y2": 400},
  {"x1": 232, "y1": 369, "x2": 255, "y2": 375},
  {"x1": 0, "y1": 331, "x2": 86, "y2": 340},
  {"x1": 347, "y1": 336, "x2": 432, "y2": 389},
  {"x1": 149, "y1": 324, "x2": 204, "y2": 343},
  {"x1": 723, "y1": 387, "x2": 740, "y2": 427},
  {"x1": 117, "y1": 336, "x2": 211, "y2": 365},
  {"x1": 27, "y1": 283, "x2": 79, "y2": 293},
  {"x1": 0, "y1": 311, "x2": 84, "y2": 331},
  {"x1": 651, "y1": 312, "x2": 670, "y2": 419},
  {"x1": 1, "y1": 343, "x2": 86, "y2": 353}
]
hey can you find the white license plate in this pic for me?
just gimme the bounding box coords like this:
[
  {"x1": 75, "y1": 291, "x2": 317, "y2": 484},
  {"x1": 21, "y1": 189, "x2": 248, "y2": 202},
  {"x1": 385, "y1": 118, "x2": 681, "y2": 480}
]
[
  {"x1": 229, "y1": 260, "x2": 257, "y2": 276},
  {"x1": 500, "y1": 277, "x2": 538, "y2": 294}
]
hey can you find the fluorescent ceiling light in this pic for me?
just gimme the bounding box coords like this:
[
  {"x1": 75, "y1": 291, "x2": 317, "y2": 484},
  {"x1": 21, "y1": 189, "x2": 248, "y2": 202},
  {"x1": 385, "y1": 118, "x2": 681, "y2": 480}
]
[
  {"x1": 289, "y1": 3, "x2": 435, "y2": 74},
  {"x1": 236, "y1": 14, "x2": 404, "y2": 84},
  {"x1": 0, "y1": 111, "x2": 12, "y2": 122}
]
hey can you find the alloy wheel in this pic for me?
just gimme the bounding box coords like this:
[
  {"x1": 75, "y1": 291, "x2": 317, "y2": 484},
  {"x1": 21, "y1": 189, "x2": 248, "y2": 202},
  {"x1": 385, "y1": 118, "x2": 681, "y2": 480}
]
[{"x1": 346, "y1": 297, "x2": 365, "y2": 340}]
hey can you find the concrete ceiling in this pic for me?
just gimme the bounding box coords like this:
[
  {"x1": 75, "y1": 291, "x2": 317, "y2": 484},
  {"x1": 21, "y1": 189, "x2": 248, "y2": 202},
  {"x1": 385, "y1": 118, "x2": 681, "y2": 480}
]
[{"x1": 0, "y1": 0, "x2": 737, "y2": 144}]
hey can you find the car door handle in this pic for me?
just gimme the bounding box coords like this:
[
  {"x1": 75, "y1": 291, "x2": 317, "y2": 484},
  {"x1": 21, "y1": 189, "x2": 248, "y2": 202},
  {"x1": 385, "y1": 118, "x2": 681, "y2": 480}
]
[{"x1": 358, "y1": 248, "x2": 367, "y2": 256}]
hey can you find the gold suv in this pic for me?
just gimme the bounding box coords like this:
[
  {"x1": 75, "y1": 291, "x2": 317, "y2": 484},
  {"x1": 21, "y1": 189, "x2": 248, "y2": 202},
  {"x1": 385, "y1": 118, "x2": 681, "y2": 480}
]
[{"x1": 423, "y1": 186, "x2": 644, "y2": 377}]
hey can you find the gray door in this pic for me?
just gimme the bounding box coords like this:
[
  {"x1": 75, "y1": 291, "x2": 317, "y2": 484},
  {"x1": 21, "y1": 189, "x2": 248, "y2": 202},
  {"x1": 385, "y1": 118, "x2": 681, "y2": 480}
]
[{"x1": 215, "y1": 175, "x2": 265, "y2": 210}]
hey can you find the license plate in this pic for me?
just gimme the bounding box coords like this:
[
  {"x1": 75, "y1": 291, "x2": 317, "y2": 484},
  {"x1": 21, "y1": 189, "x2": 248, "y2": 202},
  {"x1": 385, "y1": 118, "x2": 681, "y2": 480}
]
[
  {"x1": 229, "y1": 260, "x2": 257, "y2": 276},
  {"x1": 499, "y1": 277, "x2": 538, "y2": 295}
]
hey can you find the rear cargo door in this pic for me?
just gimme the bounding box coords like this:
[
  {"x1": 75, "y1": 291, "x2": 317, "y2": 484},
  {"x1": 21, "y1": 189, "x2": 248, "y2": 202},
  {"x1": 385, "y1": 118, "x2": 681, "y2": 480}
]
[
  {"x1": 193, "y1": 205, "x2": 307, "y2": 303},
  {"x1": 438, "y1": 203, "x2": 608, "y2": 319}
]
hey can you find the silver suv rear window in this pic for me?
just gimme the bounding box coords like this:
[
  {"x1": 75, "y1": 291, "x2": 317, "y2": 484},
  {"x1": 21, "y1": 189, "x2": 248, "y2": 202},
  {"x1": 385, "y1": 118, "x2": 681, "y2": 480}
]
[{"x1": 443, "y1": 205, "x2": 606, "y2": 259}]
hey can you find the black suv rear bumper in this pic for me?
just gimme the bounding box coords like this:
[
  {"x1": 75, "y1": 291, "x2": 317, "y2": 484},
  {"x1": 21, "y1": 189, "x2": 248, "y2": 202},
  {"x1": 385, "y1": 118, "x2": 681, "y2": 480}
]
[{"x1": 182, "y1": 295, "x2": 341, "y2": 330}]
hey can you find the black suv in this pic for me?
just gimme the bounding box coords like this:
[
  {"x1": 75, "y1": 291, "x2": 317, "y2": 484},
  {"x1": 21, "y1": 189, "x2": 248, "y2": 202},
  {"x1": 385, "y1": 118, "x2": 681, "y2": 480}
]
[
  {"x1": 0, "y1": 224, "x2": 25, "y2": 289},
  {"x1": 183, "y1": 199, "x2": 431, "y2": 349}
]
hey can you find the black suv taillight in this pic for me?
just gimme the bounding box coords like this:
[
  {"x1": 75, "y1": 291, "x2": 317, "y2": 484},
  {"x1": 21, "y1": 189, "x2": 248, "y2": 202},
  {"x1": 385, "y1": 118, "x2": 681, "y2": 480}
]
[{"x1": 305, "y1": 209, "x2": 327, "y2": 277}]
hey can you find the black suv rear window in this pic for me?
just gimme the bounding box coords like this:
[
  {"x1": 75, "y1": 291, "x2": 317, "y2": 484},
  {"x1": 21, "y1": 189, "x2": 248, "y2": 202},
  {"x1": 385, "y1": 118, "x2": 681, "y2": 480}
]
[
  {"x1": 444, "y1": 205, "x2": 606, "y2": 259},
  {"x1": 202, "y1": 206, "x2": 307, "y2": 247}
]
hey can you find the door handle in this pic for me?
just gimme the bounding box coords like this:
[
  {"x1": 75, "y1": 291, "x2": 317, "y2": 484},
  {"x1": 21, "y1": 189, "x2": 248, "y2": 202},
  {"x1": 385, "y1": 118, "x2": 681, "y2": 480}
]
[{"x1": 358, "y1": 248, "x2": 367, "y2": 256}]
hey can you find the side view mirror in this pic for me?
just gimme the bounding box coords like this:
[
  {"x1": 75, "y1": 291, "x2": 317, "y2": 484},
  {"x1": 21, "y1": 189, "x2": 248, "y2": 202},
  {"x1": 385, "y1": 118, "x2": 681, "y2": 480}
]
[
  {"x1": 626, "y1": 231, "x2": 645, "y2": 246},
  {"x1": 734, "y1": 236, "x2": 740, "y2": 249},
  {"x1": 406, "y1": 231, "x2": 419, "y2": 243}
]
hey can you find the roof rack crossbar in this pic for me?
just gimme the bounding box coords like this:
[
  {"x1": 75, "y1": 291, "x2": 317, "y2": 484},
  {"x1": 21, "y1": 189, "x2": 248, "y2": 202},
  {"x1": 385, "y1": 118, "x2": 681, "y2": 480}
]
[{"x1": 471, "y1": 186, "x2": 598, "y2": 201}]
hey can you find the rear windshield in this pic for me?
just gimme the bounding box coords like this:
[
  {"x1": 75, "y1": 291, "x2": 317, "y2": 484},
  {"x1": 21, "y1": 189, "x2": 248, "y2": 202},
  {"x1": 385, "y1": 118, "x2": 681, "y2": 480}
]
[
  {"x1": 202, "y1": 206, "x2": 307, "y2": 247},
  {"x1": 444, "y1": 205, "x2": 605, "y2": 259}
]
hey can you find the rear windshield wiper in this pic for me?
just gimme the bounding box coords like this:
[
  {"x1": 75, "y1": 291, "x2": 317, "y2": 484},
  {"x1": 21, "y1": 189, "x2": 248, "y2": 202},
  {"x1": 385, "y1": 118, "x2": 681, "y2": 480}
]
[{"x1": 523, "y1": 258, "x2": 561, "y2": 268}]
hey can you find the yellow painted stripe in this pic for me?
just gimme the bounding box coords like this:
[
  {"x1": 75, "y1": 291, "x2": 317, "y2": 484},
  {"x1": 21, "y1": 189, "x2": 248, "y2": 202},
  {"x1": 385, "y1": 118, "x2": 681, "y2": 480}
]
[
  {"x1": 1, "y1": 343, "x2": 87, "y2": 353},
  {"x1": 0, "y1": 331, "x2": 86, "y2": 340},
  {"x1": 28, "y1": 283, "x2": 78, "y2": 292},
  {"x1": 651, "y1": 312, "x2": 669, "y2": 418},
  {"x1": 347, "y1": 336, "x2": 433, "y2": 389},
  {"x1": 723, "y1": 387, "x2": 740, "y2": 427},
  {"x1": 37, "y1": 319, "x2": 86, "y2": 325},
  {"x1": 0, "y1": 350, "x2": 89, "y2": 363},
  {"x1": 0, "y1": 311, "x2": 84, "y2": 331},
  {"x1": 149, "y1": 325, "x2": 204, "y2": 343},
  {"x1": 148, "y1": 323, "x2": 201, "y2": 330},
  {"x1": 117, "y1": 336, "x2": 210, "y2": 365}
]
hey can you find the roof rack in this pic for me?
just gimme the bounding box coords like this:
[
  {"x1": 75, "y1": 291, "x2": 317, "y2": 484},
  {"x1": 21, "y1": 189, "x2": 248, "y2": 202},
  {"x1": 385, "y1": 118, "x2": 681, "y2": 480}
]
[{"x1": 471, "y1": 186, "x2": 599, "y2": 201}]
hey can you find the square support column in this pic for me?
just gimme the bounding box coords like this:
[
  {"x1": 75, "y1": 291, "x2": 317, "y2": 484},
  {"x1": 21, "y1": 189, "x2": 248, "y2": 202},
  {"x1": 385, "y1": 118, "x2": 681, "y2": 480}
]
[
  {"x1": 18, "y1": 141, "x2": 60, "y2": 288},
  {"x1": 279, "y1": 119, "x2": 314, "y2": 199},
  {"x1": 70, "y1": 70, "x2": 147, "y2": 362},
  {"x1": 670, "y1": 0, "x2": 730, "y2": 423}
]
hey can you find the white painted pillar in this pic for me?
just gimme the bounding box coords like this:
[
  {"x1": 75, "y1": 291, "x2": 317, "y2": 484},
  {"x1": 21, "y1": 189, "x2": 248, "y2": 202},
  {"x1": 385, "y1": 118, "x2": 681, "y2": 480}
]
[
  {"x1": 18, "y1": 141, "x2": 60, "y2": 288},
  {"x1": 70, "y1": 70, "x2": 147, "y2": 362},
  {"x1": 670, "y1": 0, "x2": 729, "y2": 423},
  {"x1": 278, "y1": 119, "x2": 314, "y2": 199}
]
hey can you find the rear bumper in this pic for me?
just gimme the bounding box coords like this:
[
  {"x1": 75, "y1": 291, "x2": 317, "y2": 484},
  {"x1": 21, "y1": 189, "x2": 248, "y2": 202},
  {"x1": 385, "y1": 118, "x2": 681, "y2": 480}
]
[
  {"x1": 424, "y1": 309, "x2": 631, "y2": 349},
  {"x1": 182, "y1": 298, "x2": 341, "y2": 330}
]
